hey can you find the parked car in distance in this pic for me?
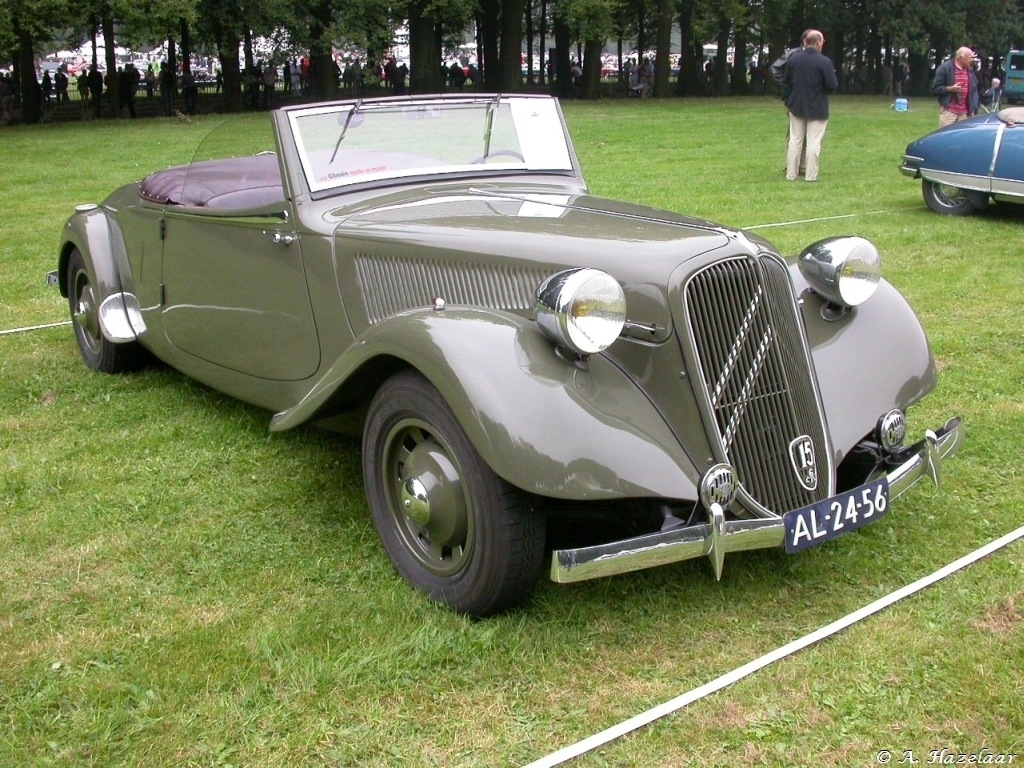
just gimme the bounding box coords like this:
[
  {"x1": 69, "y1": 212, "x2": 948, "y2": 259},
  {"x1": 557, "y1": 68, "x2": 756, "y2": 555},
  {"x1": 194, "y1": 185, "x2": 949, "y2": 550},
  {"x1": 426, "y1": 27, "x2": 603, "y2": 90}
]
[
  {"x1": 900, "y1": 107, "x2": 1024, "y2": 214},
  {"x1": 1003, "y1": 50, "x2": 1024, "y2": 104},
  {"x1": 54, "y1": 94, "x2": 963, "y2": 616}
]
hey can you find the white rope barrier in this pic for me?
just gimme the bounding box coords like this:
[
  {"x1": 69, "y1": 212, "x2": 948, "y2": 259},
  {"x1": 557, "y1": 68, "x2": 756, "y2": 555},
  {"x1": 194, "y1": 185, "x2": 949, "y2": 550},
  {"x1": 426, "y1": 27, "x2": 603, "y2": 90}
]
[
  {"x1": 744, "y1": 207, "x2": 918, "y2": 230},
  {"x1": 0, "y1": 320, "x2": 72, "y2": 337},
  {"x1": 523, "y1": 525, "x2": 1024, "y2": 768}
]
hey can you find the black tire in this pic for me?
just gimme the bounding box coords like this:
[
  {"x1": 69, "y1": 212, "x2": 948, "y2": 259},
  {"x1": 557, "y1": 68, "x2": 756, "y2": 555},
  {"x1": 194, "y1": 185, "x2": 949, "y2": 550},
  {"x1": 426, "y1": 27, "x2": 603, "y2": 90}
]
[
  {"x1": 362, "y1": 370, "x2": 545, "y2": 616},
  {"x1": 922, "y1": 179, "x2": 987, "y2": 215},
  {"x1": 67, "y1": 248, "x2": 142, "y2": 373}
]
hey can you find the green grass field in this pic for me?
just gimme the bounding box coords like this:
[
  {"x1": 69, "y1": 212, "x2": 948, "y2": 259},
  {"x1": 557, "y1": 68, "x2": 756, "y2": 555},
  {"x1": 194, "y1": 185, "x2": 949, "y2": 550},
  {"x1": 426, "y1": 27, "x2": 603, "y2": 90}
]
[{"x1": 1, "y1": 96, "x2": 1021, "y2": 767}]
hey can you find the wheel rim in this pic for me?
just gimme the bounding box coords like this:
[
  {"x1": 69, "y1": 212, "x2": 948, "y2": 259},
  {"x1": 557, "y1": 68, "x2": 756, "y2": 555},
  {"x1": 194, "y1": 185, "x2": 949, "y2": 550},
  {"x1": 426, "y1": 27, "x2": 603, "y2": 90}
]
[
  {"x1": 71, "y1": 265, "x2": 102, "y2": 358},
  {"x1": 932, "y1": 183, "x2": 969, "y2": 209},
  {"x1": 381, "y1": 417, "x2": 472, "y2": 577}
]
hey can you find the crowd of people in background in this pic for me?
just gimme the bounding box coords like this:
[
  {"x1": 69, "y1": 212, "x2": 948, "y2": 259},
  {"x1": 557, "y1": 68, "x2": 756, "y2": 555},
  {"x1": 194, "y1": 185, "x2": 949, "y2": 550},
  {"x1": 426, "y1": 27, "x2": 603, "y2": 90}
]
[{"x1": 0, "y1": 44, "x2": 1014, "y2": 126}]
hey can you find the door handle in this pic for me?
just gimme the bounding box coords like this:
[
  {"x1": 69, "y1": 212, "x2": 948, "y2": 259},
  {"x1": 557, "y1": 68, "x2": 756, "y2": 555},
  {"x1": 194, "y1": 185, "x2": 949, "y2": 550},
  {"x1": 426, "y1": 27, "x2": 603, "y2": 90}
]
[{"x1": 265, "y1": 231, "x2": 297, "y2": 246}]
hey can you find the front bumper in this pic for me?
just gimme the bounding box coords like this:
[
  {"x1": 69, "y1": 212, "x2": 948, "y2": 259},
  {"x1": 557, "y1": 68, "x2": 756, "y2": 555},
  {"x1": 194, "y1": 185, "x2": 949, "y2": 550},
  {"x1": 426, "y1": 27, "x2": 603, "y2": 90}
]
[
  {"x1": 899, "y1": 155, "x2": 923, "y2": 177},
  {"x1": 550, "y1": 416, "x2": 964, "y2": 584}
]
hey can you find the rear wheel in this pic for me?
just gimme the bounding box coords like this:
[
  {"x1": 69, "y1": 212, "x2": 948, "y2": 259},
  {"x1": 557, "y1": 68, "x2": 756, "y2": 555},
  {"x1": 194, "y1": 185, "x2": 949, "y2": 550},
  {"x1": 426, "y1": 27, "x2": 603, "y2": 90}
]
[
  {"x1": 67, "y1": 249, "x2": 142, "y2": 373},
  {"x1": 922, "y1": 180, "x2": 987, "y2": 215},
  {"x1": 362, "y1": 370, "x2": 545, "y2": 616}
]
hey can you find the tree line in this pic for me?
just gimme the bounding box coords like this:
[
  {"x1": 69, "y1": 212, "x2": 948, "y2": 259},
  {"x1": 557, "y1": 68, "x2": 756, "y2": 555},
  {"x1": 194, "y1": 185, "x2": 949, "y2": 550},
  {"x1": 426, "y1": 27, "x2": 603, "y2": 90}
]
[{"x1": 3, "y1": 0, "x2": 1023, "y2": 123}]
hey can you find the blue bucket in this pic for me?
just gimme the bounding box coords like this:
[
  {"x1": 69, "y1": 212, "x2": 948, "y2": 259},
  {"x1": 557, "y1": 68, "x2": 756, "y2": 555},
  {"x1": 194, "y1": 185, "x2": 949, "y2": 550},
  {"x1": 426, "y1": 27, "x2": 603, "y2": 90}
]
[{"x1": 893, "y1": 98, "x2": 908, "y2": 112}]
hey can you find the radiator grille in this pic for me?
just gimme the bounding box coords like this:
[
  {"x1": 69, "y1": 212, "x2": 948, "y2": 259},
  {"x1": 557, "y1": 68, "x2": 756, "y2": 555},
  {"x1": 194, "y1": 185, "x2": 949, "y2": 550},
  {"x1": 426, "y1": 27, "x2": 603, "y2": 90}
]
[
  {"x1": 355, "y1": 254, "x2": 549, "y2": 323},
  {"x1": 683, "y1": 255, "x2": 832, "y2": 516}
]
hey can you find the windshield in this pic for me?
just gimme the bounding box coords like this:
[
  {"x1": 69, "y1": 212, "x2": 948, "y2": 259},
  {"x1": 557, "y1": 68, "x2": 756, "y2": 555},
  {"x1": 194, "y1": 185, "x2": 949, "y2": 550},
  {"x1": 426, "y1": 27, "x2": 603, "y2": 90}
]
[{"x1": 286, "y1": 95, "x2": 575, "y2": 193}]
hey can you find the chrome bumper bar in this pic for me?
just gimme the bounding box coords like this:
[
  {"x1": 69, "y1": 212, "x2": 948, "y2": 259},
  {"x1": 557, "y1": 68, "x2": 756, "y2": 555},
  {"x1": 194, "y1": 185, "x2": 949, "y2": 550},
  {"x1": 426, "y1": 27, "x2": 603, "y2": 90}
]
[
  {"x1": 550, "y1": 416, "x2": 964, "y2": 584},
  {"x1": 899, "y1": 155, "x2": 923, "y2": 177}
]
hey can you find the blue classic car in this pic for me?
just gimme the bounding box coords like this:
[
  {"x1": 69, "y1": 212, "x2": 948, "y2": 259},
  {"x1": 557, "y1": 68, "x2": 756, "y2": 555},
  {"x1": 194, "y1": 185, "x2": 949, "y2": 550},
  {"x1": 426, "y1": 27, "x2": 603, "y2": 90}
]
[{"x1": 901, "y1": 107, "x2": 1024, "y2": 214}]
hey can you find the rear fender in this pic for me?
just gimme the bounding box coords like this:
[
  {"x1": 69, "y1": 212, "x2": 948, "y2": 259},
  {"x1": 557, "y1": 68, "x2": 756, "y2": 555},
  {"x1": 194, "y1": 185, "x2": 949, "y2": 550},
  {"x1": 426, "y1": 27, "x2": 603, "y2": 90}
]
[
  {"x1": 272, "y1": 307, "x2": 701, "y2": 501},
  {"x1": 58, "y1": 204, "x2": 143, "y2": 341}
]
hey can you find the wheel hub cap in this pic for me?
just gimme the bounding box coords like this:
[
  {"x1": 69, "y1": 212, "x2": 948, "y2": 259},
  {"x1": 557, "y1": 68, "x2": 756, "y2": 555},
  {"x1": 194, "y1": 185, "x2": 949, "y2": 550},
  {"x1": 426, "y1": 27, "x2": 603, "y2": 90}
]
[
  {"x1": 398, "y1": 440, "x2": 467, "y2": 547},
  {"x1": 75, "y1": 298, "x2": 97, "y2": 336},
  {"x1": 400, "y1": 477, "x2": 430, "y2": 526}
]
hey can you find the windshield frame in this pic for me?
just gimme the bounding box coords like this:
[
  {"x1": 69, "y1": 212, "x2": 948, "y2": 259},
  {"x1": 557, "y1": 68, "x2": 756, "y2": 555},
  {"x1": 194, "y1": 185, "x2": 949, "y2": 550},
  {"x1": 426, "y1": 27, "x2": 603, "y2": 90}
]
[{"x1": 279, "y1": 94, "x2": 581, "y2": 196}]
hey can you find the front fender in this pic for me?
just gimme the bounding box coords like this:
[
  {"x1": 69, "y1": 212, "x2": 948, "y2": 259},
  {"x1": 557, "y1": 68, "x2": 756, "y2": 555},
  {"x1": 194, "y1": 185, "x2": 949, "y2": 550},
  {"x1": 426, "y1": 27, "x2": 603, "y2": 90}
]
[
  {"x1": 272, "y1": 307, "x2": 701, "y2": 501},
  {"x1": 795, "y1": 269, "x2": 937, "y2": 459}
]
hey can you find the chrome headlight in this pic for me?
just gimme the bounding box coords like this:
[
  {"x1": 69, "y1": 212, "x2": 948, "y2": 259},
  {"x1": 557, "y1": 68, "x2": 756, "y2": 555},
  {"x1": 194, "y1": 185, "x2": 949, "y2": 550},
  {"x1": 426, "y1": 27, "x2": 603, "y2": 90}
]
[
  {"x1": 798, "y1": 236, "x2": 881, "y2": 308},
  {"x1": 535, "y1": 268, "x2": 626, "y2": 356}
]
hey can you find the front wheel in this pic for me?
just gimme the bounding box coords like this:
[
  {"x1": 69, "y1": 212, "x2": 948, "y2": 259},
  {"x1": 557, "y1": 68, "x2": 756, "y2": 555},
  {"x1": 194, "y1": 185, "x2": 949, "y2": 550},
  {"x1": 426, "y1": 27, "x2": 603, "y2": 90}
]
[
  {"x1": 922, "y1": 180, "x2": 987, "y2": 215},
  {"x1": 362, "y1": 371, "x2": 545, "y2": 616},
  {"x1": 66, "y1": 248, "x2": 143, "y2": 373}
]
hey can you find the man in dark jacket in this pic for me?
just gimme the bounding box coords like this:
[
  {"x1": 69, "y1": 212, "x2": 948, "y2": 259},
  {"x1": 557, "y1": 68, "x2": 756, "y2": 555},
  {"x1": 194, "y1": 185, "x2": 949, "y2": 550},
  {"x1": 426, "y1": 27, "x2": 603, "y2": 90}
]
[
  {"x1": 783, "y1": 29, "x2": 838, "y2": 182},
  {"x1": 86, "y1": 63, "x2": 104, "y2": 119},
  {"x1": 932, "y1": 47, "x2": 979, "y2": 127}
]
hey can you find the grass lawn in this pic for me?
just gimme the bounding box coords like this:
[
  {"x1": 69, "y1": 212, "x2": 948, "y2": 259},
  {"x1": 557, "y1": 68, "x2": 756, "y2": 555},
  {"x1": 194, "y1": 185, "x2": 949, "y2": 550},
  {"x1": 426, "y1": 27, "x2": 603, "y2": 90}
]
[{"x1": 1, "y1": 95, "x2": 1021, "y2": 767}]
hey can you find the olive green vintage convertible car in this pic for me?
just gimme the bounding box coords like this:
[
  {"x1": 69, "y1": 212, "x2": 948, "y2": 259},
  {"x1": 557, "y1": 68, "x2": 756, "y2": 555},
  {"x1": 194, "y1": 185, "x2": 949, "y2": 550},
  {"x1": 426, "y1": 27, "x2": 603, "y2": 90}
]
[{"x1": 55, "y1": 94, "x2": 963, "y2": 616}]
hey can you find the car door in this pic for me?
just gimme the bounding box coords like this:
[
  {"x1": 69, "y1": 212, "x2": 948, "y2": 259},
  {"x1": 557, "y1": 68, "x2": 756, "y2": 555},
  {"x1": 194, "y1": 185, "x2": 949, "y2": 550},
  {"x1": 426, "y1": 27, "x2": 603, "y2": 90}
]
[{"x1": 160, "y1": 202, "x2": 321, "y2": 381}]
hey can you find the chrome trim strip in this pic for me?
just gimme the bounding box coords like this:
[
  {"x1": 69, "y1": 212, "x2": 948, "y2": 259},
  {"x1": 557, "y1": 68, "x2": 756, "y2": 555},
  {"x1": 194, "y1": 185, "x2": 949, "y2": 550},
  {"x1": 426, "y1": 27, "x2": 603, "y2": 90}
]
[
  {"x1": 917, "y1": 168, "x2": 991, "y2": 193},
  {"x1": 991, "y1": 177, "x2": 1024, "y2": 197},
  {"x1": 989, "y1": 122, "x2": 1007, "y2": 177},
  {"x1": 549, "y1": 416, "x2": 964, "y2": 584}
]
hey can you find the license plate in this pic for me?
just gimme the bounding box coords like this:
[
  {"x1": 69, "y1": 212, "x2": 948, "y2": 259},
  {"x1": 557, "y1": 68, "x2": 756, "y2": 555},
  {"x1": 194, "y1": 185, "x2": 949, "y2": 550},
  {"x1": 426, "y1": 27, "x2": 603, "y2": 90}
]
[{"x1": 783, "y1": 478, "x2": 890, "y2": 553}]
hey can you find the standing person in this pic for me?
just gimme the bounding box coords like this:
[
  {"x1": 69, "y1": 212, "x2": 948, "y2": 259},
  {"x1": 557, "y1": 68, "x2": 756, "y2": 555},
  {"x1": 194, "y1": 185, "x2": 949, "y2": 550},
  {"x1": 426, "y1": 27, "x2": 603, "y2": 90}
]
[
  {"x1": 300, "y1": 56, "x2": 310, "y2": 95},
  {"x1": 783, "y1": 29, "x2": 838, "y2": 183},
  {"x1": 570, "y1": 60, "x2": 583, "y2": 97},
  {"x1": 773, "y1": 41, "x2": 806, "y2": 175},
  {"x1": 0, "y1": 73, "x2": 15, "y2": 124},
  {"x1": 86, "y1": 63, "x2": 104, "y2": 119},
  {"x1": 180, "y1": 67, "x2": 197, "y2": 115},
  {"x1": 893, "y1": 58, "x2": 907, "y2": 96},
  {"x1": 932, "y1": 47, "x2": 979, "y2": 127},
  {"x1": 117, "y1": 66, "x2": 136, "y2": 118},
  {"x1": 393, "y1": 62, "x2": 408, "y2": 95},
  {"x1": 262, "y1": 63, "x2": 276, "y2": 109},
  {"x1": 158, "y1": 61, "x2": 175, "y2": 116},
  {"x1": 641, "y1": 56, "x2": 654, "y2": 96},
  {"x1": 76, "y1": 70, "x2": 89, "y2": 116},
  {"x1": 55, "y1": 66, "x2": 69, "y2": 102},
  {"x1": 447, "y1": 61, "x2": 465, "y2": 91}
]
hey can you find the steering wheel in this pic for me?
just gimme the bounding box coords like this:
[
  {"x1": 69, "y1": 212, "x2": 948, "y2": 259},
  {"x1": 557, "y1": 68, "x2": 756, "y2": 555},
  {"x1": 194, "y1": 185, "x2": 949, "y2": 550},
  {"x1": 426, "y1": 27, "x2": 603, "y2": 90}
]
[{"x1": 469, "y1": 149, "x2": 525, "y2": 164}]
